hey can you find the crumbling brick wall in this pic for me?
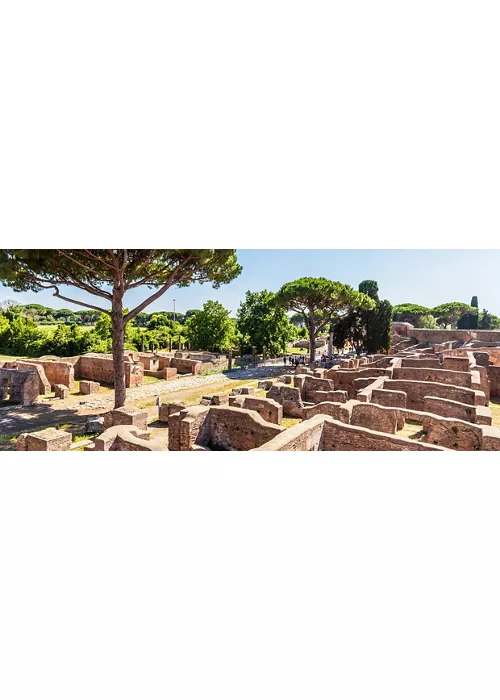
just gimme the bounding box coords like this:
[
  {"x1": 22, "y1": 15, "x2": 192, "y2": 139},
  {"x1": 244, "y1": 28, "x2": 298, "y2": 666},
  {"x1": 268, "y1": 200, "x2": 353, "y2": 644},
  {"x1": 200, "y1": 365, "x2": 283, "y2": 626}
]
[
  {"x1": 423, "y1": 396, "x2": 478, "y2": 423},
  {"x1": 392, "y1": 366, "x2": 472, "y2": 388},
  {"x1": 229, "y1": 396, "x2": 283, "y2": 425},
  {"x1": 169, "y1": 405, "x2": 284, "y2": 450},
  {"x1": 350, "y1": 403, "x2": 398, "y2": 434},
  {"x1": 385, "y1": 379, "x2": 478, "y2": 411},
  {"x1": 253, "y1": 416, "x2": 445, "y2": 451},
  {"x1": 35, "y1": 360, "x2": 75, "y2": 390},
  {"x1": 76, "y1": 354, "x2": 143, "y2": 387},
  {"x1": 5, "y1": 361, "x2": 51, "y2": 394},
  {"x1": 488, "y1": 366, "x2": 500, "y2": 398},
  {"x1": 329, "y1": 367, "x2": 391, "y2": 394},
  {"x1": 0, "y1": 368, "x2": 39, "y2": 405},
  {"x1": 266, "y1": 383, "x2": 304, "y2": 417}
]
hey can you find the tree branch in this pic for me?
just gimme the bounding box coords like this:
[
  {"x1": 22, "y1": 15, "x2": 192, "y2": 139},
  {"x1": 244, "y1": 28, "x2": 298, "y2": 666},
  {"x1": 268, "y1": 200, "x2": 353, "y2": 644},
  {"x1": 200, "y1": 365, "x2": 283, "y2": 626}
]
[
  {"x1": 81, "y1": 249, "x2": 116, "y2": 270},
  {"x1": 55, "y1": 250, "x2": 113, "y2": 280},
  {"x1": 52, "y1": 289, "x2": 110, "y2": 314},
  {"x1": 126, "y1": 249, "x2": 158, "y2": 286}
]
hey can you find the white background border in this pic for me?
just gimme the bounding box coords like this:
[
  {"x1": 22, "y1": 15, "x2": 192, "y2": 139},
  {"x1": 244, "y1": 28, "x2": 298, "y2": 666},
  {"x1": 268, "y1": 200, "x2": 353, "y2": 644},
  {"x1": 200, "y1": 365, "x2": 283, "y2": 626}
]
[{"x1": 1, "y1": 1, "x2": 500, "y2": 698}]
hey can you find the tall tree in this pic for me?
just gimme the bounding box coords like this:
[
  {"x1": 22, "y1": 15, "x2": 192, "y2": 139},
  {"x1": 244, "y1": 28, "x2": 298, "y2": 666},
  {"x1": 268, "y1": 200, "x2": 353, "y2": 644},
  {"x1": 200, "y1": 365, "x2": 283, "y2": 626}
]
[
  {"x1": 236, "y1": 290, "x2": 294, "y2": 356},
  {"x1": 185, "y1": 300, "x2": 236, "y2": 352},
  {"x1": 392, "y1": 303, "x2": 431, "y2": 327},
  {"x1": 274, "y1": 277, "x2": 375, "y2": 363},
  {"x1": 0, "y1": 249, "x2": 241, "y2": 407},
  {"x1": 431, "y1": 302, "x2": 474, "y2": 329}
]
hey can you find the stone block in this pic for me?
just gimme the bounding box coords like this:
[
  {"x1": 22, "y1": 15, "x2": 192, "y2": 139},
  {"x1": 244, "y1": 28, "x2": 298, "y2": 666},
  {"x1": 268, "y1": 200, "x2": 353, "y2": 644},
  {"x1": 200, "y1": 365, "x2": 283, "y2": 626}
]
[
  {"x1": 80, "y1": 380, "x2": 100, "y2": 395},
  {"x1": 54, "y1": 384, "x2": 69, "y2": 400},
  {"x1": 108, "y1": 406, "x2": 149, "y2": 431},
  {"x1": 258, "y1": 380, "x2": 274, "y2": 391},
  {"x1": 86, "y1": 416, "x2": 105, "y2": 434},
  {"x1": 21, "y1": 427, "x2": 72, "y2": 451},
  {"x1": 475, "y1": 405, "x2": 493, "y2": 426}
]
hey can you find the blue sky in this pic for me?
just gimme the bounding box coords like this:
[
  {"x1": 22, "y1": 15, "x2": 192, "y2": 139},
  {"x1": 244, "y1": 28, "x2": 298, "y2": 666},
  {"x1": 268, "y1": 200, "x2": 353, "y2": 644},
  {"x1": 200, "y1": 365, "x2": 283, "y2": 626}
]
[{"x1": 1, "y1": 249, "x2": 499, "y2": 316}]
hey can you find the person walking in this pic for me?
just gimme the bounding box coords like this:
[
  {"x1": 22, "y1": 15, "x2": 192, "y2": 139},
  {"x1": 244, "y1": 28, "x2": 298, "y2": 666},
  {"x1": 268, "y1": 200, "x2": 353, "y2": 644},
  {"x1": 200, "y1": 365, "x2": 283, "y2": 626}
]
[{"x1": 156, "y1": 395, "x2": 161, "y2": 419}]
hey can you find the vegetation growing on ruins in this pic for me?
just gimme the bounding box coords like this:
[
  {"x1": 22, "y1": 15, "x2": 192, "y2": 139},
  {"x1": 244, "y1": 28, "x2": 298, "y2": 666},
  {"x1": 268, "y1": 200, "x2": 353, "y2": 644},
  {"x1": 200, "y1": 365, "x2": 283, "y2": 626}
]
[
  {"x1": 0, "y1": 249, "x2": 241, "y2": 407},
  {"x1": 275, "y1": 277, "x2": 376, "y2": 363}
]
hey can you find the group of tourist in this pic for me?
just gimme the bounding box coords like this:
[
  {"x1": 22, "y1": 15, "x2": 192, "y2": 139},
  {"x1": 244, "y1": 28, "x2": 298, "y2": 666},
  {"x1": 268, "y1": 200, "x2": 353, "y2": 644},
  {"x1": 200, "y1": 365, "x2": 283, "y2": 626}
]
[{"x1": 283, "y1": 354, "x2": 307, "y2": 366}]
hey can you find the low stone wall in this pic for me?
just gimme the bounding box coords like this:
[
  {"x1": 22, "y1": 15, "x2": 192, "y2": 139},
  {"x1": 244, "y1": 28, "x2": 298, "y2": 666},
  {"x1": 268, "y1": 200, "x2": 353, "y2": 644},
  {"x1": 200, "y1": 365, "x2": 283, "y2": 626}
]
[
  {"x1": 76, "y1": 354, "x2": 143, "y2": 388},
  {"x1": 350, "y1": 403, "x2": 399, "y2": 434},
  {"x1": 371, "y1": 388, "x2": 407, "y2": 408},
  {"x1": 6, "y1": 361, "x2": 51, "y2": 394},
  {"x1": 252, "y1": 414, "x2": 326, "y2": 451},
  {"x1": 411, "y1": 329, "x2": 474, "y2": 344},
  {"x1": 442, "y1": 356, "x2": 471, "y2": 372},
  {"x1": 330, "y1": 367, "x2": 392, "y2": 395},
  {"x1": 321, "y1": 419, "x2": 443, "y2": 451},
  {"x1": 170, "y1": 358, "x2": 202, "y2": 375},
  {"x1": 0, "y1": 368, "x2": 39, "y2": 405},
  {"x1": 400, "y1": 357, "x2": 442, "y2": 369},
  {"x1": 253, "y1": 416, "x2": 445, "y2": 451},
  {"x1": 169, "y1": 405, "x2": 284, "y2": 451},
  {"x1": 295, "y1": 374, "x2": 336, "y2": 402},
  {"x1": 229, "y1": 396, "x2": 283, "y2": 425},
  {"x1": 35, "y1": 359, "x2": 75, "y2": 390},
  {"x1": 488, "y1": 366, "x2": 500, "y2": 398},
  {"x1": 423, "y1": 396, "x2": 478, "y2": 423},
  {"x1": 301, "y1": 401, "x2": 350, "y2": 423},
  {"x1": 158, "y1": 402, "x2": 184, "y2": 423},
  {"x1": 423, "y1": 415, "x2": 484, "y2": 450},
  {"x1": 355, "y1": 377, "x2": 386, "y2": 403},
  {"x1": 168, "y1": 406, "x2": 210, "y2": 450},
  {"x1": 392, "y1": 366, "x2": 472, "y2": 388},
  {"x1": 92, "y1": 426, "x2": 161, "y2": 451},
  {"x1": 384, "y1": 378, "x2": 478, "y2": 411},
  {"x1": 267, "y1": 383, "x2": 304, "y2": 417}
]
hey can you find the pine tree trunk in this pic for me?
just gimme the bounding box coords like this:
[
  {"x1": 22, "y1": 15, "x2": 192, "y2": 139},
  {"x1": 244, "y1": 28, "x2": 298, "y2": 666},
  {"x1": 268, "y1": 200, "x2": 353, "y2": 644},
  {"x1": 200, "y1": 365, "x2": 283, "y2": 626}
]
[
  {"x1": 112, "y1": 293, "x2": 127, "y2": 409},
  {"x1": 309, "y1": 312, "x2": 316, "y2": 365}
]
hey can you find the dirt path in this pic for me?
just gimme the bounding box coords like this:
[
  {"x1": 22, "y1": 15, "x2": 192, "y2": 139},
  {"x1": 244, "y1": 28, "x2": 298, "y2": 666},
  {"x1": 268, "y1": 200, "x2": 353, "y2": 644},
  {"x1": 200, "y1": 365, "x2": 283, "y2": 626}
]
[{"x1": 0, "y1": 370, "x2": 270, "y2": 444}]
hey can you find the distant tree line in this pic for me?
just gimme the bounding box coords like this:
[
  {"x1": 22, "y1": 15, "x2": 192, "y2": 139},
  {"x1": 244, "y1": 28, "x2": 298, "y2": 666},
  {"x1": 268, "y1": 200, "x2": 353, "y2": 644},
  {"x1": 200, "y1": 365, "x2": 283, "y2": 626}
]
[{"x1": 393, "y1": 296, "x2": 500, "y2": 330}]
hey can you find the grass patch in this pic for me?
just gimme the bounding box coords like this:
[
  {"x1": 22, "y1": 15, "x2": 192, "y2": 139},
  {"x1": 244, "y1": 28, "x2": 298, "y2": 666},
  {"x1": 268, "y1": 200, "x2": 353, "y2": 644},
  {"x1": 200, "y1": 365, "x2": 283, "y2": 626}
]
[
  {"x1": 489, "y1": 400, "x2": 500, "y2": 429},
  {"x1": 143, "y1": 376, "x2": 161, "y2": 384},
  {"x1": 73, "y1": 432, "x2": 99, "y2": 443},
  {"x1": 285, "y1": 346, "x2": 308, "y2": 355},
  {"x1": 397, "y1": 420, "x2": 425, "y2": 441},
  {"x1": 282, "y1": 417, "x2": 302, "y2": 429}
]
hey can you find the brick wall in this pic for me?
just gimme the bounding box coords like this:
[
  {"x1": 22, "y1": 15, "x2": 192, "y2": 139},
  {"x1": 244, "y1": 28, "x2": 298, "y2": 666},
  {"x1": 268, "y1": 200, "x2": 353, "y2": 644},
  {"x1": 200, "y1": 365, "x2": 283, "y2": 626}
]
[
  {"x1": 76, "y1": 354, "x2": 143, "y2": 387},
  {"x1": 384, "y1": 378, "x2": 477, "y2": 411},
  {"x1": 488, "y1": 366, "x2": 500, "y2": 398},
  {"x1": 392, "y1": 366, "x2": 472, "y2": 388},
  {"x1": 229, "y1": 396, "x2": 283, "y2": 425},
  {"x1": 35, "y1": 360, "x2": 75, "y2": 390}
]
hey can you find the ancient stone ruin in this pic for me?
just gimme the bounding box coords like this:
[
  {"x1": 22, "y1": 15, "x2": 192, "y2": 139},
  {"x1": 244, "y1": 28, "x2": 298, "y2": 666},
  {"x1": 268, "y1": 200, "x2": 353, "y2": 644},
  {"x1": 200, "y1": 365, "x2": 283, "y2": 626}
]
[{"x1": 10, "y1": 322, "x2": 500, "y2": 452}]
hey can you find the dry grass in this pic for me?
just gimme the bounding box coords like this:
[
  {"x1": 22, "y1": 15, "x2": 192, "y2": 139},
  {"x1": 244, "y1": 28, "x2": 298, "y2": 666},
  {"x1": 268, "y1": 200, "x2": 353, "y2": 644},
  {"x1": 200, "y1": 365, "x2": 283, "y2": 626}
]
[
  {"x1": 489, "y1": 400, "x2": 500, "y2": 428},
  {"x1": 397, "y1": 420, "x2": 425, "y2": 441},
  {"x1": 282, "y1": 417, "x2": 302, "y2": 429}
]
